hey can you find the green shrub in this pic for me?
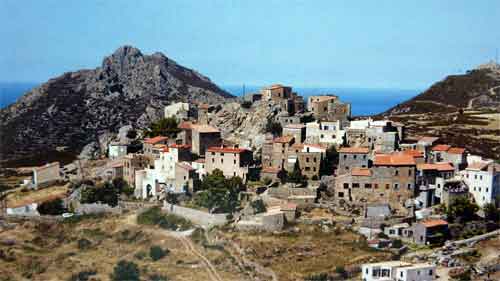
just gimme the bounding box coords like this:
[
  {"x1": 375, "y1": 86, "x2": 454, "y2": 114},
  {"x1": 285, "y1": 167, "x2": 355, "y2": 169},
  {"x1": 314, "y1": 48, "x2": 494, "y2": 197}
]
[
  {"x1": 77, "y1": 238, "x2": 92, "y2": 250},
  {"x1": 149, "y1": 274, "x2": 169, "y2": 281},
  {"x1": 68, "y1": 269, "x2": 97, "y2": 281},
  {"x1": 137, "y1": 207, "x2": 193, "y2": 231},
  {"x1": 134, "y1": 251, "x2": 146, "y2": 260},
  {"x1": 149, "y1": 246, "x2": 169, "y2": 261},
  {"x1": 37, "y1": 198, "x2": 67, "y2": 215},
  {"x1": 110, "y1": 260, "x2": 140, "y2": 281},
  {"x1": 391, "y1": 239, "x2": 403, "y2": 248}
]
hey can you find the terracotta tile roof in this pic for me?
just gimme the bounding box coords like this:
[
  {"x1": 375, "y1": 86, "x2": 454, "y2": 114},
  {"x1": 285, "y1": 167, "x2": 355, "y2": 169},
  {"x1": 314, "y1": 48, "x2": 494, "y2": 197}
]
[
  {"x1": 417, "y1": 162, "x2": 454, "y2": 172},
  {"x1": 273, "y1": 135, "x2": 294, "y2": 143},
  {"x1": 402, "y1": 149, "x2": 424, "y2": 158},
  {"x1": 191, "y1": 124, "x2": 220, "y2": 133},
  {"x1": 339, "y1": 147, "x2": 370, "y2": 154},
  {"x1": 374, "y1": 154, "x2": 416, "y2": 166},
  {"x1": 161, "y1": 147, "x2": 169, "y2": 152},
  {"x1": 290, "y1": 143, "x2": 305, "y2": 150},
  {"x1": 153, "y1": 144, "x2": 167, "y2": 149},
  {"x1": 170, "y1": 144, "x2": 191, "y2": 149},
  {"x1": 304, "y1": 143, "x2": 327, "y2": 150},
  {"x1": 207, "y1": 146, "x2": 249, "y2": 154},
  {"x1": 178, "y1": 121, "x2": 193, "y2": 129},
  {"x1": 420, "y1": 219, "x2": 448, "y2": 228},
  {"x1": 351, "y1": 167, "x2": 372, "y2": 177},
  {"x1": 447, "y1": 147, "x2": 466, "y2": 154},
  {"x1": 144, "y1": 136, "x2": 168, "y2": 144},
  {"x1": 432, "y1": 144, "x2": 451, "y2": 152},
  {"x1": 176, "y1": 163, "x2": 194, "y2": 171},
  {"x1": 262, "y1": 166, "x2": 281, "y2": 174}
]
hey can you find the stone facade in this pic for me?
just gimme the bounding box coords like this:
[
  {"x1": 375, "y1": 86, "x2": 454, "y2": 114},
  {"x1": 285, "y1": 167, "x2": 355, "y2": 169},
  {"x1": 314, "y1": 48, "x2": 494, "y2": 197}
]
[
  {"x1": 191, "y1": 124, "x2": 222, "y2": 156},
  {"x1": 305, "y1": 120, "x2": 345, "y2": 147},
  {"x1": 282, "y1": 124, "x2": 306, "y2": 143},
  {"x1": 123, "y1": 154, "x2": 150, "y2": 187},
  {"x1": 338, "y1": 147, "x2": 370, "y2": 175},
  {"x1": 205, "y1": 146, "x2": 253, "y2": 181},
  {"x1": 32, "y1": 162, "x2": 61, "y2": 189},
  {"x1": 175, "y1": 162, "x2": 200, "y2": 193},
  {"x1": 307, "y1": 95, "x2": 351, "y2": 122},
  {"x1": 143, "y1": 136, "x2": 169, "y2": 160}
]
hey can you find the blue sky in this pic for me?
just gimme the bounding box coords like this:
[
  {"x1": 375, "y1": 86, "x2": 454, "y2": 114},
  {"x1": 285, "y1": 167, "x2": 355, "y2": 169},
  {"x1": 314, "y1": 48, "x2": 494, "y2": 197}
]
[{"x1": 0, "y1": 0, "x2": 499, "y2": 89}]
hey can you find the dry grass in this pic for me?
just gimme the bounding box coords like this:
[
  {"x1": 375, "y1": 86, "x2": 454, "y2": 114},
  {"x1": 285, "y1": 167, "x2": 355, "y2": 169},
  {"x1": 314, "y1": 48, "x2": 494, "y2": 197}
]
[
  {"x1": 0, "y1": 213, "x2": 246, "y2": 281},
  {"x1": 4, "y1": 184, "x2": 69, "y2": 208},
  {"x1": 222, "y1": 224, "x2": 391, "y2": 281}
]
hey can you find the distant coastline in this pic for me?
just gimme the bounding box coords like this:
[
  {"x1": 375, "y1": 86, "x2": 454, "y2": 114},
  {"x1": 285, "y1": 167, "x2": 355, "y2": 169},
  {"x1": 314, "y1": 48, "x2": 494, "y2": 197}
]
[{"x1": 0, "y1": 82, "x2": 420, "y2": 116}]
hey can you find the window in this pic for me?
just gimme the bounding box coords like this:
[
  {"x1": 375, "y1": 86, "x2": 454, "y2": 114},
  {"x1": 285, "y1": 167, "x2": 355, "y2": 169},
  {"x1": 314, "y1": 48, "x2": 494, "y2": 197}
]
[
  {"x1": 394, "y1": 183, "x2": 399, "y2": 189},
  {"x1": 408, "y1": 183, "x2": 412, "y2": 189},
  {"x1": 211, "y1": 152, "x2": 215, "y2": 155},
  {"x1": 313, "y1": 167, "x2": 316, "y2": 171},
  {"x1": 365, "y1": 183, "x2": 372, "y2": 188},
  {"x1": 363, "y1": 155, "x2": 367, "y2": 159},
  {"x1": 343, "y1": 183, "x2": 349, "y2": 189},
  {"x1": 306, "y1": 157, "x2": 310, "y2": 162},
  {"x1": 395, "y1": 170, "x2": 399, "y2": 176},
  {"x1": 343, "y1": 155, "x2": 347, "y2": 159},
  {"x1": 305, "y1": 167, "x2": 311, "y2": 171},
  {"x1": 374, "y1": 184, "x2": 379, "y2": 189},
  {"x1": 212, "y1": 159, "x2": 215, "y2": 163},
  {"x1": 408, "y1": 169, "x2": 412, "y2": 176},
  {"x1": 353, "y1": 183, "x2": 360, "y2": 188},
  {"x1": 353, "y1": 155, "x2": 357, "y2": 159},
  {"x1": 386, "y1": 184, "x2": 390, "y2": 189},
  {"x1": 480, "y1": 175, "x2": 483, "y2": 180},
  {"x1": 475, "y1": 175, "x2": 477, "y2": 179},
  {"x1": 429, "y1": 270, "x2": 433, "y2": 275},
  {"x1": 338, "y1": 192, "x2": 344, "y2": 198},
  {"x1": 400, "y1": 272, "x2": 403, "y2": 277},
  {"x1": 221, "y1": 159, "x2": 224, "y2": 163},
  {"x1": 324, "y1": 126, "x2": 329, "y2": 130},
  {"x1": 313, "y1": 157, "x2": 317, "y2": 162},
  {"x1": 486, "y1": 188, "x2": 489, "y2": 192},
  {"x1": 234, "y1": 160, "x2": 236, "y2": 164}
]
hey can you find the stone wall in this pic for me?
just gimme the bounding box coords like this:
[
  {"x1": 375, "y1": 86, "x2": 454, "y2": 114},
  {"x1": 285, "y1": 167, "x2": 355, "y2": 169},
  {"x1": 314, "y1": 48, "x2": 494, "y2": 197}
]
[{"x1": 162, "y1": 202, "x2": 228, "y2": 228}]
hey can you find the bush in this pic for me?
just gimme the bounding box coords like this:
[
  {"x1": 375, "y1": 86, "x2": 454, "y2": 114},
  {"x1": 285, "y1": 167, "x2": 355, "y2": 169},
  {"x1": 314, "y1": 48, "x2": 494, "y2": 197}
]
[
  {"x1": 37, "y1": 198, "x2": 67, "y2": 215},
  {"x1": 304, "y1": 273, "x2": 330, "y2": 281},
  {"x1": 445, "y1": 197, "x2": 479, "y2": 223},
  {"x1": 391, "y1": 239, "x2": 403, "y2": 248},
  {"x1": 137, "y1": 207, "x2": 193, "y2": 231},
  {"x1": 80, "y1": 182, "x2": 119, "y2": 207},
  {"x1": 149, "y1": 246, "x2": 169, "y2": 261},
  {"x1": 335, "y1": 266, "x2": 348, "y2": 279},
  {"x1": 262, "y1": 177, "x2": 272, "y2": 185},
  {"x1": 146, "y1": 117, "x2": 180, "y2": 138},
  {"x1": 265, "y1": 120, "x2": 282, "y2": 136},
  {"x1": 134, "y1": 251, "x2": 146, "y2": 260},
  {"x1": 483, "y1": 203, "x2": 499, "y2": 222},
  {"x1": 68, "y1": 269, "x2": 97, "y2": 281},
  {"x1": 241, "y1": 101, "x2": 252, "y2": 109},
  {"x1": 126, "y1": 129, "x2": 137, "y2": 139},
  {"x1": 110, "y1": 260, "x2": 140, "y2": 281},
  {"x1": 149, "y1": 274, "x2": 169, "y2": 281},
  {"x1": 77, "y1": 238, "x2": 92, "y2": 250}
]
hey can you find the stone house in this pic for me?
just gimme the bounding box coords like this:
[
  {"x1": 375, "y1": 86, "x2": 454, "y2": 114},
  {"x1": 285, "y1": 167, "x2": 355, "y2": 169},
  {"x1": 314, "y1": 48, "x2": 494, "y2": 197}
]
[
  {"x1": 430, "y1": 145, "x2": 466, "y2": 171},
  {"x1": 462, "y1": 161, "x2": 500, "y2": 207},
  {"x1": 338, "y1": 147, "x2": 370, "y2": 175},
  {"x1": 282, "y1": 124, "x2": 306, "y2": 143},
  {"x1": 205, "y1": 146, "x2": 253, "y2": 181},
  {"x1": 346, "y1": 119, "x2": 403, "y2": 153},
  {"x1": 260, "y1": 166, "x2": 282, "y2": 182},
  {"x1": 305, "y1": 120, "x2": 345, "y2": 147},
  {"x1": 416, "y1": 162, "x2": 455, "y2": 200},
  {"x1": 197, "y1": 103, "x2": 211, "y2": 125},
  {"x1": 260, "y1": 84, "x2": 304, "y2": 115},
  {"x1": 335, "y1": 153, "x2": 416, "y2": 208},
  {"x1": 178, "y1": 121, "x2": 194, "y2": 146},
  {"x1": 32, "y1": 162, "x2": 61, "y2": 189},
  {"x1": 307, "y1": 95, "x2": 351, "y2": 123},
  {"x1": 384, "y1": 223, "x2": 411, "y2": 239},
  {"x1": 123, "y1": 154, "x2": 150, "y2": 187},
  {"x1": 175, "y1": 162, "x2": 200, "y2": 193},
  {"x1": 287, "y1": 143, "x2": 326, "y2": 179},
  {"x1": 190, "y1": 158, "x2": 207, "y2": 178},
  {"x1": 277, "y1": 114, "x2": 301, "y2": 127},
  {"x1": 243, "y1": 92, "x2": 262, "y2": 103},
  {"x1": 191, "y1": 124, "x2": 222, "y2": 157},
  {"x1": 413, "y1": 219, "x2": 449, "y2": 245},
  {"x1": 143, "y1": 136, "x2": 169, "y2": 160},
  {"x1": 269, "y1": 135, "x2": 295, "y2": 169},
  {"x1": 440, "y1": 179, "x2": 469, "y2": 207},
  {"x1": 261, "y1": 134, "x2": 275, "y2": 168},
  {"x1": 416, "y1": 136, "x2": 440, "y2": 159}
]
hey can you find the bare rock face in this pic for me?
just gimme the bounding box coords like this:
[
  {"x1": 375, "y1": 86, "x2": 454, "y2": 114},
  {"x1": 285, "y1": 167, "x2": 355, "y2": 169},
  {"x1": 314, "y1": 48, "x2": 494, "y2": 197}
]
[
  {"x1": 208, "y1": 100, "x2": 283, "y2": 151},
  {"x1": 0, "y1": 46, "x2": 233, "y2": 161}
]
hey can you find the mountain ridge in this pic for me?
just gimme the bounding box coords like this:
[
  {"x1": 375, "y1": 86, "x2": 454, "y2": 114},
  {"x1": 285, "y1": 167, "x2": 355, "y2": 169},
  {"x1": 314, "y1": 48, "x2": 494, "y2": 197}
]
[{"x1": 0, "y1": 45, "x2": 233, "y2": 162}]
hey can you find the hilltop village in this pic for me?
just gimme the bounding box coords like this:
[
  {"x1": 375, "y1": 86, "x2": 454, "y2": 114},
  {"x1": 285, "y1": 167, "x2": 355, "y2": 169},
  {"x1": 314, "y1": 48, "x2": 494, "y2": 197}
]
[{"x1": 1, "y1": 84, "x2": 499, "y2": 281}]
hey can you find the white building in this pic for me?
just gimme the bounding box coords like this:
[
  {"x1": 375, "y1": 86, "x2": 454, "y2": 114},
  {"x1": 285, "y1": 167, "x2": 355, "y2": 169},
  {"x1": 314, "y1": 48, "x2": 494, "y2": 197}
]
[
  {"x1": 305, "y1": 120, "x2": 345, "y2": 146},
  {"x1": 164, "y1": 102, "x2": 190, "y2": 121},
  {"x1": 362, "y1": 261, "x2": 435, "y2": 281},
  {"x1": 462, "y1": 161, "x2": 500, "y2": 207},
  {"x1": 191, "y1": 158, "x2": 207, "y2": 178},
  {"x1": 108, "y1": 142, "x2": 127, "y2": 159}
]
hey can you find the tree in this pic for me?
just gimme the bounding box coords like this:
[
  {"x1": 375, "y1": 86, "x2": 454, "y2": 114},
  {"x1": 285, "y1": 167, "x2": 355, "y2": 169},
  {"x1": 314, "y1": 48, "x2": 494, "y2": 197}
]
[
  {"x1": 37, "y1": 198, "x2": 66, "y2": 215},
  {"x1": 445, "y1": 197, "x2": 479, "y2": 223},
  {"x1": 287, "y1": 161, "x2": 307, "y2": 186},
  {"x1": 319, "y1": 146, "x2": 339, "y2": 176},
  {"x1": 81, "y1": 182, "x2": 119, "y2": 207},
  {"x1": 483, "y1": 203, "x2": 499, "y2": 222},
  {"x1": 265, "y1": 120, "x2": 282, "y2": 137},
  {"x1": 126, "y1": 129, "x2": 138, "y2": 139},
  {"x1": 149, "y1": 246, "x2": 169, "y2": 261},
  {"x1": 113, "y1": 177, "x2": 134, "y2": 196},
  {"x1": 110, "y1": 260, "x2": 140, "y2": 281},
  {"x1": 147, "y1": 117, "x2": 180, "y2": 138},
  {"x1": 194, "y1": 169, "x2": 242, "y2": 213}
]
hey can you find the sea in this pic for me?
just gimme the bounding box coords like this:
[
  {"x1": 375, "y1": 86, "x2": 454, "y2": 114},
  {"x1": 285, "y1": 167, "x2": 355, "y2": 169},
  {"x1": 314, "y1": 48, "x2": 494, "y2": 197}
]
[{"x1": 0, "y1": 82, "x2": 421, "y2": 116}]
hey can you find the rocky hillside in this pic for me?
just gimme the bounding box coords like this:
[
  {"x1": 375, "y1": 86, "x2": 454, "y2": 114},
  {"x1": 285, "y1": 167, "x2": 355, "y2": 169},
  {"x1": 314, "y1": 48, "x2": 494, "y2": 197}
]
[
  {"x1": 0, "y1": 46, "x2": 232, "y2": 162},
  {"x1": 384, "y1": 62, "x2": 500, "y2": 115}
]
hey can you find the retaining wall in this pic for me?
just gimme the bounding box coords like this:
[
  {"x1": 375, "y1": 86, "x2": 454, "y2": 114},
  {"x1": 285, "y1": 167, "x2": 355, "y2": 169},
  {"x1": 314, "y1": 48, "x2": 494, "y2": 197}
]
[{"x1": 162, "y1": 202, "x2": 228, "y2": 228}]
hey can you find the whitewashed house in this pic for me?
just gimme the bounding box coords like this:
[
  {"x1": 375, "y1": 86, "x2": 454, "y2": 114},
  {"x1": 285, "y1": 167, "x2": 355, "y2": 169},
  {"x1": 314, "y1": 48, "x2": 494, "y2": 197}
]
[
  {"x1": 462, "y1": 161, "x2": 500, "y2": 207},
  {"x1": 362, "y1": 261, "x2": 435, "y2": 281},
  {"x1": 305, "y1": 120, "x2": 345, "y2": 146},
  {"x1": 108, "y1": 142, "x2": 127, "y2": 159}
]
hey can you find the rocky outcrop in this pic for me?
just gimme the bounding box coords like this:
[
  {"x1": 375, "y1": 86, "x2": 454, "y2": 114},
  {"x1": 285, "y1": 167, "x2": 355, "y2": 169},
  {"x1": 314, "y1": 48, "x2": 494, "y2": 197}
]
[
  {"x1": 208, "y1": 100, "x2": 284, "y2": 151},
  {"x1": 0, "y1": 46, "x2": 233, "y2": 161},
  {"x1": 383, "y1": 62, "x2": 500, "y2": 116}
]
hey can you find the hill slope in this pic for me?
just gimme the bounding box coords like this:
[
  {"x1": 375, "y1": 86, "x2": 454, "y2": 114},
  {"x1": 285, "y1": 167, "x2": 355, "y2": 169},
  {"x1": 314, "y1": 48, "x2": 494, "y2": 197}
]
[
  {"x1": 0, "y1": 46, "x2": 232, "y2": 162},
  {"x1": 384, "y1": 62, "x2": 500, "y2": 115}
]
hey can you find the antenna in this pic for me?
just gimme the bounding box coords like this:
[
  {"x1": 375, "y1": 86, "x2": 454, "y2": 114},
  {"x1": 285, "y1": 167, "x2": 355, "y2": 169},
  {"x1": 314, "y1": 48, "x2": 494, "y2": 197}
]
[
  {"x1": 243, "y1": 83, "x2": 246, "y2": 96},
  {"x1": 496, "y1": 48, "x2": 498, "y2": 64}
]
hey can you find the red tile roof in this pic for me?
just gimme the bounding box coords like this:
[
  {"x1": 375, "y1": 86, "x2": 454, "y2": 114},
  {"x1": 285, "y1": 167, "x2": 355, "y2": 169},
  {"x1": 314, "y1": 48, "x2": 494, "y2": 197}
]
[
  {"x1": 191, "y1": 124, "x2": 220, "y2": 133},
  {"x1": 207, "y1": 146, "x2": 249, "y2": 154},
  {"x1": 351, "y1": 167, "x2": 372, "y2": 177},
  {"x1": 420, "y1": 219, "x2": 448, "y2": 228},
  {"x1": 281, "y1": 203, "x2": 297, "y2": 211},
  {"x1": 432, "y1": 144, "x2": 451, "y2": 152},
  {"x1": 339, "y1": 147, "x2": 370, "y2": 154},
  {"x1": 144, "y1": 136, "x2": 168, "y2": 144},
  {"x1": 273, "y1": 135, "x2": 294, "y2": 143},
  {"x1": 374, "y1": 154, "x2": 416, "y2": 166},
  {"x1": 170, "y1": 144, "x2": 191, "y2": 149},
  {"x1": 418, "y1": 136, "x2": 439, "y2": 143},
  {"x1": 176, "y1": 163, "x2": 194, "y2": 171},
  {"x1": 178, "y1": 121, "x2": 193, "y2": 129},
  {"x1": 402, "y1": 149, "x2": 424, "y2": 158},
  {"x1": 447, "y1": 147, "x2": 466, "y2": 154},
  {"x1": 417, "y1": 162, "x2": 454, "y2": 172}
]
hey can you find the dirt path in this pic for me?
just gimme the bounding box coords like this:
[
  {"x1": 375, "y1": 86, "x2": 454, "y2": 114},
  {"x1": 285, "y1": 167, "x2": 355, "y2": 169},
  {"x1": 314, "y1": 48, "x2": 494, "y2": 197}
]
[{"x1": 122, "y1": 211, "x2": 224, "y2": 281}]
